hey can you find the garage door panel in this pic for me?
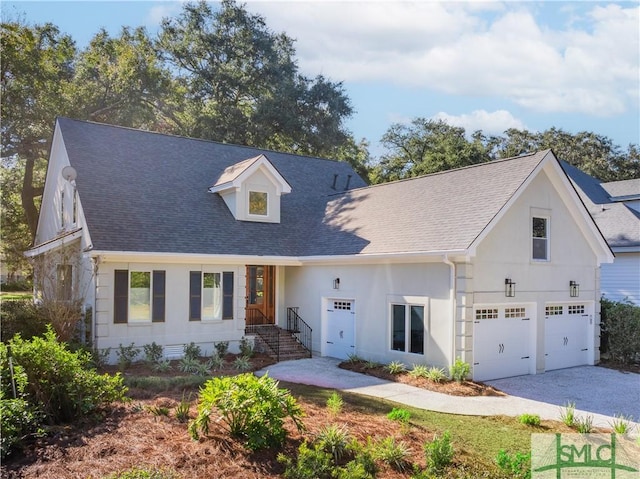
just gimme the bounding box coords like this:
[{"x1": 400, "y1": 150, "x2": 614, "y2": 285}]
[
  {"x1": 473, "y1": 306, "x2": 532, "y2": 381},
  {"x1": 544, "y1": 304, "x2": 590, "y2": 371},
  {"x1": 323, "y1": 300, "x2": 355, "y2": 360}
]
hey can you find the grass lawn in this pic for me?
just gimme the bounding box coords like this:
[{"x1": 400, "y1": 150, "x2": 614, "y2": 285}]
[{"x1": 0, "y1": 291, "x2": 33, "y2": 301}]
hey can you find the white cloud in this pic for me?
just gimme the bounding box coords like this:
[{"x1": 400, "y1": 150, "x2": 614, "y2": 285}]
[
  {"x1": 432, "y1": 110, "x2": 527, "y2": 136},
  {"x1": 145, "y1": 2, "x2": 184, "y2": 27},
  {"x1": 246, "y1": 2, "x2": 639, "y2": 117}
]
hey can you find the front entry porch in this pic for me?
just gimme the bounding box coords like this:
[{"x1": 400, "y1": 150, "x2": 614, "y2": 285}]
[{"x1": 244, "y1": 265, "x2": 312, "y2": 361}]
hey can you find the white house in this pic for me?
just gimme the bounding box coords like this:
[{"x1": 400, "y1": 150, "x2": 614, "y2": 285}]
[
  {"x1": 26, "y1": 118, "x2": 614, "y2": 381},
  {"x1": 562, "y1": 162, "x2": 640, "y2": 306}
]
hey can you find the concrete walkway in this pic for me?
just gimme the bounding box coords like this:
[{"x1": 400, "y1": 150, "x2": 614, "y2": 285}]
[{"x1": 256, "y1": 357, "x2": 639, "y2": 435}]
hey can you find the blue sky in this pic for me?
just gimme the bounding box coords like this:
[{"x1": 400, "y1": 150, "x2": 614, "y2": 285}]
[{"x1": 3, "y1": 1, "x2": 639, "y2": 159}]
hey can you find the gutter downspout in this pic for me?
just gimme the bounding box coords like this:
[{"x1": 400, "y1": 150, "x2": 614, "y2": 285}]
[{"x1": 443, "y1": 255, "x2": 456, "y2": 366}]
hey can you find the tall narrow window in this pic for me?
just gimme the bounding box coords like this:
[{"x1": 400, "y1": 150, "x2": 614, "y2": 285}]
[
  {"x1": 72, "y1": 188, "x2": 78, "y2": 224},
  {"x1": 56, "y1": 264, "x2": 73, "y2": 301},
  {"x1": 129, "y1": 271, "x2": 151, "y2": 322},
  {"x1": 190, "y1": 271, "x2": 234, "y2": 321},
  {"x1": 114, "y1": 270, "x2": 165, "y2": 324},
  {"x1": 202, "y1": 272, "x2": 221, "y2": 320},
  {"x1": 391, "y1": 303, "x2": 425, "y2": 354},
  {"x1": 60, "y1": 189, "x2": 65, "y2": 226},
  {"x1": 532, "y1": 217, "x2": 549, "y2": 260}
]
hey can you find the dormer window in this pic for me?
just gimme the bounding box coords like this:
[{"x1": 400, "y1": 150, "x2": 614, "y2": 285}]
[
  {"x1": 249, "y1": 191, "x2": 268, "y2": 216},
  {"x1": 209, "y1": 154, "x2": 291, "y2": 224}
]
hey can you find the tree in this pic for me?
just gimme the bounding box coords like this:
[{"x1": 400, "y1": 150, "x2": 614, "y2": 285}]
[
  {"x1": 70, "y1": 26, "x2": 178, "y2": 131},
  {"x1": 158, "y1": 0, "x2": 354, "y2": 157},
  {"x1": 372, "y1": 118, "x2": 491, "y2": 182},
  {"x1": 1, "y1": 21, "x2": 77, "y2": 238}
]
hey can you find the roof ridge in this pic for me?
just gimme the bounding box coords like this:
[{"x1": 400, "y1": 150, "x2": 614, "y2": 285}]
[
  {"x1": 55, "y1": 116, "x2": 350, "y2": 165},
  {"x1": 329, "y1": 149, "x2": 550, "y2": 197}
]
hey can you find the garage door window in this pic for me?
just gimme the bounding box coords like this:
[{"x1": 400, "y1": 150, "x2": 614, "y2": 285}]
[
  {"x1": 505, "y1": 307, "x2": 526, "y2": 318},
  {"x1": 568, "y1": 305, "x2": 585, "y2": 314},
  {"x1": 476, "y1": 308, "x2": 499, "y2": 320},
  {"x1": 546, "y1": 305, "x2": 563, "y2": 316},
  {"x1": 391, "y1": 304, "x2": 424, "y2": 354}
]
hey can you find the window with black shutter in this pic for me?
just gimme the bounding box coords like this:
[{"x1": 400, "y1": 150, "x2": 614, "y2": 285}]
[
  {"x1": 223, "y1": 271, "x2": 234, "y2": 319},
  {"x1": 189, "y1": 271, "x2": 202, "y2": 321},
  {"x1": 114, "y1": 270, "x2": 129, "y2": 323},
  {"x1": 152, "y1": 270, "x2": 166, "y2": 322}
]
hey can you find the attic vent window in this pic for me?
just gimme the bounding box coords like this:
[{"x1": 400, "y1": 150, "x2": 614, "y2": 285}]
[{"x1": 249, "y1": 191, "x2": 268, "y2": 216}]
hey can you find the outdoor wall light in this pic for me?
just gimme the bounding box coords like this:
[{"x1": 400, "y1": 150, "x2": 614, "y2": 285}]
[
  {"x1": 505, "y1": 278, "x2": 516, "y2": 297},
  {"x1": 333, "y1": 277, "x2": 340, "y2": 290},
  {"x1": 570, "y1": 280, "x2": 580, "y2": 297}
]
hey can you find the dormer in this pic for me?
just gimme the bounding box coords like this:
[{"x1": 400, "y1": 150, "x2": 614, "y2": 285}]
[{"x1": 209, "y1": 154, "x2": 292, "y2": 223}]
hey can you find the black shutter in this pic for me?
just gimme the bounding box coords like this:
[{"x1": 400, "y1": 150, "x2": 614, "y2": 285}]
[
  {"x1": 152, "y1": 271, "x2": 165, "y2": 323},
  {"x1": 114, "y1": 270, "x2": 128, "y2": 324},
  {"x1": 223, "y1": 271, "x2": 234, "y2": 319},
  {"x1": 189, "y1": 271, "x2": 201, "y2": 321}
]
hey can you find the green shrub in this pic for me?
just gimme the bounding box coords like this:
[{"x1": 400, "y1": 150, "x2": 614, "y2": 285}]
[
  {"x1": 601, "y1": 298, "x2": 640, "y2": 364},
  {"x1": 518, "y1": 413, "x2": 541, "y2": 426},
  {"x1": 0, "y1": 279, "x2": 32, "y2": 292},
  {"x1": 0, "y1": 397, "x2": 43, "y2": 459},
  {"x1": 334, "y1": 460, "x2": 374, "y2": 479},
  {"x1": 179, "y1": 356, "x2": 201, "y2": 374},
  {"x1": 3, "y1": 329, "x2": 126, "y2": 424},
  {"x1": 206, "y1": 354, "x2": 224, "y2": 370},
  {"x1": 575, "y1": 415, "x2": 594, "y2": 433},
  {"x1": 373, "y1": 436, "x2": 411, "y2": 472},
  {"x1": 449, "y1": 357, "x2": 470, "y2": 382},
  {"x1": 117, "y1": 343, "x2": 140, "y2": 369},
  {"x1": 364, "y1": 360, "x2": 381, "y2": 369},
  {"x1": 0, "y1": 329, "x2": 126, "y2": 458},
  {"x1": 560, "y1": 401, "x2": 576, "y2": 427},
  {"x1": 426, "y1": 366, "x2": 448, "y2": 383},
  {"x1": 233, "y1": 355, "x2": 252, "y2": 371},
  {"x1": 142, "y1": 342, "x2": 163, "y2": 364},
  {"x1": 0, "y1": 300, "x2": 47, "y2": 342},
  {"x1": 315, "y1": 424, "x2": 350, "y2": 462},
  {"x1": 610, "y1": 414, "x2": 633, "y2": 434},
  {"x1": 326, "y1": 391, "x2": 343, "y2": 417},
  {"x1": 409, "y1": 364, "x2": 429, "y2": 378},
  {"x1": 214, "y1": 341, "x2": 229, "y2": 357},
  {"x1": 189, "y1": 373, "x2": 304, "y2": 451},
  {"x1": 495, "y1": 450, "x2": 531, "y2": 479},
  {"x1": 346, "y1": 438, "x2": 378, "y2": 477},
  {"x1": 385, "y1": 360, "x2": 407, "y2": 374},
  {"x1": 183, "y1": 342, "x2": 201, "y2": 361},
  {"x1": 152, "y1": 359, "x2": 172, "y2": 373},
  {"x1": 239, "y1": 336, "x2": 254, "y2": 357},
  {"x1": 387, "y1": 407, "x2": 411, "y2": 424},
  {"x1": 424, "y1": 430, "x2": 454, "y2": 473},
  {"x1": 278, "y1": 441, "x2": 334, "y2": 479}
]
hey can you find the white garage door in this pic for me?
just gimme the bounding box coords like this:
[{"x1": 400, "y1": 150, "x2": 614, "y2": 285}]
[
  {"x1": 473, "y1": 305, "x2": 533, "y2": 381},
  {"x1": 544, "y1": 303, "x2": 590, "y2": 371},
  {"x1": 323, "y1": 300, "x2": 355, "y2": 360}
]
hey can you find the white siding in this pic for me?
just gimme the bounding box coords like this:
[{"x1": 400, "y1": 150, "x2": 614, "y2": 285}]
[
  {"x1": 601, "y1": 253, "x2": 640, "y2": 305},
  {"x1": 284, "y1": 262, "x2": 454, "y2": 369}
]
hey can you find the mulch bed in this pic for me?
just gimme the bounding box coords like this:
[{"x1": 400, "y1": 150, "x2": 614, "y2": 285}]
[{"x1": 339, "y1": 360, "x2": 505, "y2": 397}]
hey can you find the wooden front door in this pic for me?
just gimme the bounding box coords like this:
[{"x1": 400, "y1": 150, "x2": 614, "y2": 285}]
[{"x1": 246, "y1": 265, "x2": 275, "y2": 324}]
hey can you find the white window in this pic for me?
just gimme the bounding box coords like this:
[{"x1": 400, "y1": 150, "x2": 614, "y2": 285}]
[
  {"x1": 60, "y1": 189, "x2": 65, "y2": 226},
  {"x1": 202, "y1": 272, "x2": 222, "y2": 321},
  {"x1": 532, "y1": 216, "x2": 549, "y2": 260},
  {"x1": 248, "y1": 191, "x2": 268, "y2": 216},
  {"x1": 129, "y1": 271, "x2": 151, "y2": 322},
  {"x1": 391, "y1": 304, "x2": 424, "y2": 354}
]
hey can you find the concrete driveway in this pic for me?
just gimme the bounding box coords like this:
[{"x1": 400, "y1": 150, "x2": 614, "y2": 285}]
[{"x1": 487, "y1": 365, "x2": 639, "y2": 420}]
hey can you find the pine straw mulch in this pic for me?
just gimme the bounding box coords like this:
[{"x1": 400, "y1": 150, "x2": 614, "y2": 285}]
[
  {"x1": 1, "y1": 353, "x2": 446, "y2": 479},
  {"x1": 339, "y1": 360, "x2": 506, "y2": 397}
]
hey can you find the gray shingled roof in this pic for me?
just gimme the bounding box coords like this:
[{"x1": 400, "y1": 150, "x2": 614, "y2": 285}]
[
  {"x1": 306, "y1": 151, "x2": 549, "y2": 255},
  {"x1": 602, "y1": 178, "x2": 640, "y2": 200},
  {"x1": 562, "y1": 161, "x2": 640, "y2": 249},
  {"x1": 58, "y1": 118, "x2": 555, "y2": 257}
]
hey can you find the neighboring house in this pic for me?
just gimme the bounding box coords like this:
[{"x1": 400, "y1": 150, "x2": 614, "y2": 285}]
[
  {"x1": 26, "y1": 118, "x2": 613, "y2": 381},
  {"x1": 562, "y1": 162, "x2": 640, "y2": 306}
]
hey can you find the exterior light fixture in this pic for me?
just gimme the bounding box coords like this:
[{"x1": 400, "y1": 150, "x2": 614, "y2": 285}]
[
  {"x1": 333, "y1": 278, "x2": 340, "y2": 290},
  {"x1": 505, "y1": 278, "x2": 516, "y2": 297},
  {"x1": 570, "y1": 280, "x2": 579, "y2": 297}
]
